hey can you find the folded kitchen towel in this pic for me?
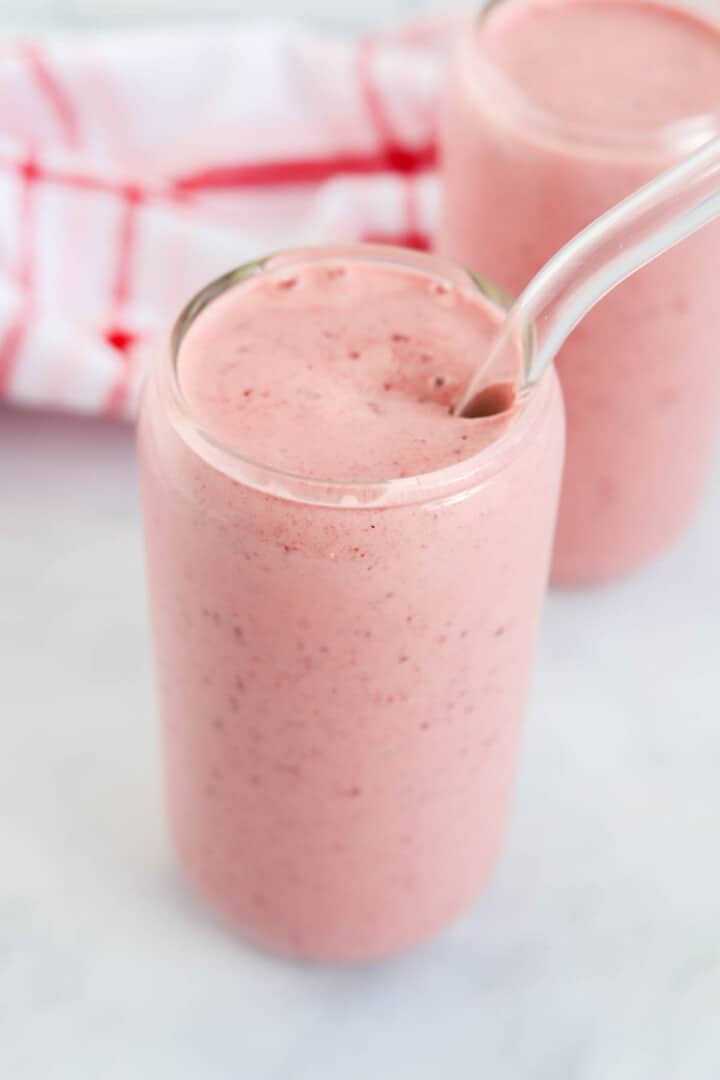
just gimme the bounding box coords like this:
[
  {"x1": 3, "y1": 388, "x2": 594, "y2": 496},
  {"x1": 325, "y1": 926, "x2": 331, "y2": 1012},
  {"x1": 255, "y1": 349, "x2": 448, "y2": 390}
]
[{"x1": 0, "y1": 17, "x2": 454, "y2": 420}]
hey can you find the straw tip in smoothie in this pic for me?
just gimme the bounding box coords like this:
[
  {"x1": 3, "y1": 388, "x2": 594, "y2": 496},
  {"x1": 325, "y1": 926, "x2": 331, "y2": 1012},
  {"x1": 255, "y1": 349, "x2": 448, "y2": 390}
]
[{"x1": 459, "y1": 381, "x2": 518, "y2": 419}]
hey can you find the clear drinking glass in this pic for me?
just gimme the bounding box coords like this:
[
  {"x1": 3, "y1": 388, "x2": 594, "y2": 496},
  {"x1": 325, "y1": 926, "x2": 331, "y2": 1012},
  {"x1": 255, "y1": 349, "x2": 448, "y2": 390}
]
[
  {"x1": 137, "y1": 245, "x2": 564, "y2": 963},
  {"x1": 440, "y1": 0, "x2": 720, "y2": 584}
]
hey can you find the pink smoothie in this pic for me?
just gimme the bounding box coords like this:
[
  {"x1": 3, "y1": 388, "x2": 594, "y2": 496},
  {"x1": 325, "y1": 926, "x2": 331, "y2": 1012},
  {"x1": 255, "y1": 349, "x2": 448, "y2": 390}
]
[
  {"x1": 138, "y1": 247, "x2": 564, "y2": 962},
  {"x1": 441, "y1": 0, "x2": 720, "y2": 584}
]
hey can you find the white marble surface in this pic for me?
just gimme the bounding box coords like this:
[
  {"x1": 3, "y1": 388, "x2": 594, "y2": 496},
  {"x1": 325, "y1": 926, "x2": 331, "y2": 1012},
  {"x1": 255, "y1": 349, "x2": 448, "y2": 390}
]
[
  {"x1": 1, "y1": 403, "x2": 719, "y2": 1078},
  {"x1": 0, "y1": 0, "x2": 438, "y2": 31}
]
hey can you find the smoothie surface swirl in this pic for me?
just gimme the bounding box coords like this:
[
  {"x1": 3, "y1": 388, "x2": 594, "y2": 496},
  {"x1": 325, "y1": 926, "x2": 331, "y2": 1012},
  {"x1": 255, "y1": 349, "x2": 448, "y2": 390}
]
[{"x1": 177, "y1": 257, "x2": 519, "y2": 483}]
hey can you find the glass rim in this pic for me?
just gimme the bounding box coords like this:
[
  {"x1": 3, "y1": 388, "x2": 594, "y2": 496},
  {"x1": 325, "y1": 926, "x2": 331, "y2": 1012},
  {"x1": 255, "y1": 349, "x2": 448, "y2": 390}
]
[
  {"x1": 467, "y1": 0, "x2": 720, "y2": 156},
  {"x1": 158, "y1": 244, "x2": 548, "y2": 510}
]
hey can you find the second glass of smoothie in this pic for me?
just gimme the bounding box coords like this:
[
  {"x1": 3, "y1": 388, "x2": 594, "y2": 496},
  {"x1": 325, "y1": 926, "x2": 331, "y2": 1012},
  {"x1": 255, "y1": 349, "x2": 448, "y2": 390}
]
[
  {"x1": 441, "y1": 0, "x2": 720, "y2": 584},
  {"x1": 138, "y1": 245, "x2": 564, "y2": 962}
]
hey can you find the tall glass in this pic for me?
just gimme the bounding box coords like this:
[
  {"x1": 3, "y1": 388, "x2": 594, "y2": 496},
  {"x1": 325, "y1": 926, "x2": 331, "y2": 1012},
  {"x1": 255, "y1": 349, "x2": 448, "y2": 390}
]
[
  {"x1": 440, "y1": 0, "x2": 720, "y2": 584},
  {"x1": 137, "y1": 246, "x2": 564, "y2": 963}
]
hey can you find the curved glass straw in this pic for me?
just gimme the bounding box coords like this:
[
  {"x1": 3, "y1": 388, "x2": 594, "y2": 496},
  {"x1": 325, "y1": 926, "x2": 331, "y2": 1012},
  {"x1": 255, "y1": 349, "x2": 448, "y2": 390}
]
[{"x1": 456, "y1": 136, "x2": 720, "y2": 417}]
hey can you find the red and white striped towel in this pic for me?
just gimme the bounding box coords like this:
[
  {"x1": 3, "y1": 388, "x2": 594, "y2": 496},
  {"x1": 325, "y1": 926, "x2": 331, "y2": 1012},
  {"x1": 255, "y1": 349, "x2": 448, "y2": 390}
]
[{"x1": 0, "y1": 17, "x2": 455, "y2": 421}]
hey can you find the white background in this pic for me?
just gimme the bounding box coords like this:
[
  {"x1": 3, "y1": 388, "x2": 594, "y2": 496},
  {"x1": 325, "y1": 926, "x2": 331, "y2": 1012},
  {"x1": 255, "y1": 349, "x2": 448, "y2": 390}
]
[
  {"x1": 3, "y1": 409, "x2": 719, "y2": 1079},
  {"x1": 0, "y1": 0, "x2": 440, "y2": 31},
  {"x1": 1, "y1": 1, "x2": 719, "y2": 1078}
]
